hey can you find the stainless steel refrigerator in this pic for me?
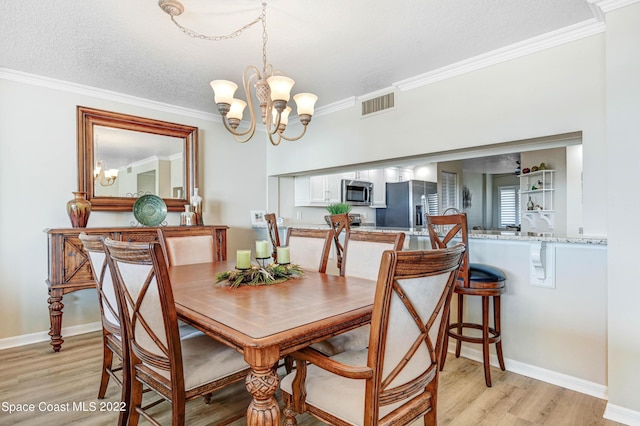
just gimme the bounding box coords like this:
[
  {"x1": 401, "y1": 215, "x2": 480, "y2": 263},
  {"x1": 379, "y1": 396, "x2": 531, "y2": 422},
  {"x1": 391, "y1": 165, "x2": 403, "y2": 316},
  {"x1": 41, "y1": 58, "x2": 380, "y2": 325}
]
[{"x1": 375, "y1": 180, "x2": 438, "y2": 228}]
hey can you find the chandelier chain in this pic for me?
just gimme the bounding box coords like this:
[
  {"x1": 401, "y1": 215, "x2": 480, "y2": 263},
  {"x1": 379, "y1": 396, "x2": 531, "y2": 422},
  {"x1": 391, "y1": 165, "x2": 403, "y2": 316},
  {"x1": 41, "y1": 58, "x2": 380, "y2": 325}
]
[{"x1": 169, "y1": 4, "x2": 266, "y2": 42}]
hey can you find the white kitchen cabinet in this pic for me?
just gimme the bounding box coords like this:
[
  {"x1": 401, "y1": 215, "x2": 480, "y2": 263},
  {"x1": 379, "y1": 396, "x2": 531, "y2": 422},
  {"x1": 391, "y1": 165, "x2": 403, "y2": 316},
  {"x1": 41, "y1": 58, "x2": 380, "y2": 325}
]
[
  {"x1": 368, "y1": 168, "x2": 386, "y2": 207},
  {"x1": 519, "y1": 169, "x2": 554, "y2": 228},
  {"x1": 294, "y1": 174, "x2": 341, "y2": 206},
  {"x1": 384, "y1": 167, "x2": 414, "y2": 182}
]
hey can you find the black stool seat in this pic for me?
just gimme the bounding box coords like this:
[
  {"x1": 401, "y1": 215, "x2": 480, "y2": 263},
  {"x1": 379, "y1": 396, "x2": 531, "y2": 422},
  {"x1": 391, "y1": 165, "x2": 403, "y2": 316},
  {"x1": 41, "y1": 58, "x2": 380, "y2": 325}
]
[{"x1": 469, "y1": 263, "x2": 506, "y2": 282}]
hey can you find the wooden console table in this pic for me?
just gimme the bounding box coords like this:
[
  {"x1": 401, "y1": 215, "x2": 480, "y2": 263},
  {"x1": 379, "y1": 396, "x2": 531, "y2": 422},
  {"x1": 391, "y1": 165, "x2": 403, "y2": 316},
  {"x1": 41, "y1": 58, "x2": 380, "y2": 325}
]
[{"x1": 45, "y1": 225, "x2": 228, "y2": 352}]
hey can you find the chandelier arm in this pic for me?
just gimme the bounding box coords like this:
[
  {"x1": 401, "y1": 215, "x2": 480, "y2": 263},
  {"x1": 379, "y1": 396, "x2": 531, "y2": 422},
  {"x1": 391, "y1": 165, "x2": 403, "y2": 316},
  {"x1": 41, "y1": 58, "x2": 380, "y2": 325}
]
[
  {"x1": 220, "y1": 117, "x2": 255, "y2": 143},
  {"x1": 267, "y1": 132, "x2": 282, "y2": 146},
  {"x1": 278, "y1": 125, "x2": 308, "y2": 142}
]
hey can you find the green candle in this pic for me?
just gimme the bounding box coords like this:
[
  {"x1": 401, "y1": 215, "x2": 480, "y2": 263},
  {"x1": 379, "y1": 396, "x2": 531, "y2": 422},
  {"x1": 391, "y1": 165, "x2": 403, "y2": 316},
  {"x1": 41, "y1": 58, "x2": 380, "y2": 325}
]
[
  {"x1": 256, "y1": 240, "x2": 269, "y2": 258},
  {"x1": 277, "y1": 246, "x2": 290, "y2": 264},
  {"x1": 236, "y1": 249, "x2": 251, "y2": 269}
]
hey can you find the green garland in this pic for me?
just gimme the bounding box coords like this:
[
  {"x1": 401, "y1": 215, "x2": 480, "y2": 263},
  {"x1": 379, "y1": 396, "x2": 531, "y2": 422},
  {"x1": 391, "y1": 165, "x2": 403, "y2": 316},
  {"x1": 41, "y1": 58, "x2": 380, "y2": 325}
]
[{"x1": 216, "y1": 263, "x2": 304, "y2": 289}]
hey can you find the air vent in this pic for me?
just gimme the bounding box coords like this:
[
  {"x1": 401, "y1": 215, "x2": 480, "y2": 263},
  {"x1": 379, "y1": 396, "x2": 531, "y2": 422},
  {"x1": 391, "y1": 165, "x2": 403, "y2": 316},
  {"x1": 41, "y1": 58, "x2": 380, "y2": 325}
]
[
  {"x1": 127, "y1": 167, "x2": 132, "y2": 173},
  {"x1": 361, "y1": 92, "x2": 394, "y2": 116}
]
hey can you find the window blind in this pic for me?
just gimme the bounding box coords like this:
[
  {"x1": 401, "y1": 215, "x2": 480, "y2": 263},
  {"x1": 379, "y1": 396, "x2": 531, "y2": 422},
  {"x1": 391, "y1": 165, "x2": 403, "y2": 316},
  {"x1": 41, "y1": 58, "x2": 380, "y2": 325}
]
[
  {"x1": 498, "y1": 185, "x2": 520, "y2": 227},
  {"x1": 440, "y1": 171, "x2": 458, "y2": 213}
]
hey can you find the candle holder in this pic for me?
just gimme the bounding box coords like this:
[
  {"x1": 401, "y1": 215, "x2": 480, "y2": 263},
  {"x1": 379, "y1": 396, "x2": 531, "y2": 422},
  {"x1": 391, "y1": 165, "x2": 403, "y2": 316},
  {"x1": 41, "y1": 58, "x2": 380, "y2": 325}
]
[{"x1": 256, "y1": 257, "x2": 271, "y2": 268}]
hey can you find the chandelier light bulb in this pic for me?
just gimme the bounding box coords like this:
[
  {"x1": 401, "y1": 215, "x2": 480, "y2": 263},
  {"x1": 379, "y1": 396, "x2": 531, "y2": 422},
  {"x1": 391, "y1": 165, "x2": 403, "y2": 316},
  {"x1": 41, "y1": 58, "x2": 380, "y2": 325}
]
[
  {"x1": 273, "y1": 106, "x2": 292, "y2": 126},
  {"x1": 228, "y1": 99, "x2": 247, "y2": 120},
  {"x1": 210, "y1": 80, "x2": 238, "y2": 105},
  {"x1": 267, "y1": 76, "x2": 295, "y2": 102},
  {"x1": 293, "y1": 93, "x2": 318, "y2": 116}
]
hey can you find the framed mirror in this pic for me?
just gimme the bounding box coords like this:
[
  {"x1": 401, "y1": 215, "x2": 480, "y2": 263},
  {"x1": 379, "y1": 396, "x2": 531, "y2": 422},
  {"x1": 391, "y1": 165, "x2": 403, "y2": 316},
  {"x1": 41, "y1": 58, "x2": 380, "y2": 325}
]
[{"x1": 77, "y1": 106, "x2": 198, "y2": 212}]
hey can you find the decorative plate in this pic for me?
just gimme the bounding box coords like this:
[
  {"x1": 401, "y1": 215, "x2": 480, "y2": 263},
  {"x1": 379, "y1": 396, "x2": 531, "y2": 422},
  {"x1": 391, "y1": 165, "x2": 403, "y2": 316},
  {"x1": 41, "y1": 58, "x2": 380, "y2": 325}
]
[{"x1": 133, "y1": 195, "x2": 167, "y2": 226}]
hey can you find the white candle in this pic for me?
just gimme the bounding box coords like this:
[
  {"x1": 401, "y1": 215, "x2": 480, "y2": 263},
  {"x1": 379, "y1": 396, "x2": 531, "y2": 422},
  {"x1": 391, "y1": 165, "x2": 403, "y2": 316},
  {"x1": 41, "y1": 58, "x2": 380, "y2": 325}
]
[
  {"x1": 277, "y1": 246, "x2": 290, "y2": 264},
  {"x1": 255, "y1": 240, "x2": 270, "y2": 258},
  {"x1": 236, "y1": 249, "x2": 251, "y2": 269}
]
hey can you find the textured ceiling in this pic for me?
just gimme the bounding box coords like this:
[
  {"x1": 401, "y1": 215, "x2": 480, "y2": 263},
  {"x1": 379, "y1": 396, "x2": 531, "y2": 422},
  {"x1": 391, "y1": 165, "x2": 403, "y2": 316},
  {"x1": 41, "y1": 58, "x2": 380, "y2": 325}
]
[{"x1": 1, "y1": 0, "x2": 596, "y2": 115}]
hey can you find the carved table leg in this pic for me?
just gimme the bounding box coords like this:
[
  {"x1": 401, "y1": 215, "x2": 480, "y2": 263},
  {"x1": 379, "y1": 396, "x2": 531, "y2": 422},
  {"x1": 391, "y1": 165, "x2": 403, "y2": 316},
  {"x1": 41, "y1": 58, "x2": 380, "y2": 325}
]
[
  {"x1": 48, "y1": 289, "x2": 64, "y2": 352},
  {"x1": 283, "y1": 404, "x2": 298, "y2": 426},
  {"x1": 244, "y1": 346, "x2": 280, "y2": 425}
]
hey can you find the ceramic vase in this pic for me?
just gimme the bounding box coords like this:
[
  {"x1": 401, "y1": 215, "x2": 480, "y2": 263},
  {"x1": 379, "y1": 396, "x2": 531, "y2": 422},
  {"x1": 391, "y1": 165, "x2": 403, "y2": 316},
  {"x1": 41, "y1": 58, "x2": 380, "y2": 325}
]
[
  {"x1": 180, "y1": 205, "x2": 195, "y2": 226},
  {"x1": 191, "y1": 187, "x2": 203, "y2": 226},
  {"x1": 66, "y1": 191, "x2": 91, "y2": 228}
]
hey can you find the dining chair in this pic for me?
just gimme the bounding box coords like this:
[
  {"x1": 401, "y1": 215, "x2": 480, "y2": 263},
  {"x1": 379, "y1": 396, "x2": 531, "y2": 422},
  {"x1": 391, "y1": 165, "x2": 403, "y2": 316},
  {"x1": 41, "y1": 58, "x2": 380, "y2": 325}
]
[
  {"x1": 157, "y1": 227, "x2": 220, "y2": 266},
  {"x1": 285, "y1": 228, "x2": 334, "y2": 273},
  {"x1": 426, "y1": 212, "x2": 506, "y2": 387},
  {"x1": 281, "y1": 245, "x2": 466, "y2": 426},
  {"x1": 103, "y1": 238, "x2": 251, "y2": 426},
  {"x1": 78, "y1": 233, "x2": 127, "y2": 425},
  {"x1": 264, "y1": 213, "x2": 280, "y2": 261},
  {"x1": 329, "y1": 213, "x2": 351, "y2": 271},
  {"x1": 311, "y1": 230, "x2": 406, "y2": 357}
]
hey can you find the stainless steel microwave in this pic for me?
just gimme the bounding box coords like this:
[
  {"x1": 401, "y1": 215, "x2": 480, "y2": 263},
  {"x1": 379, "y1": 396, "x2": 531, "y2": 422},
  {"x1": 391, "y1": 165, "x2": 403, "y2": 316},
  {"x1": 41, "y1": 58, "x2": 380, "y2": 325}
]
[{"x1": 341, "y1": 179, "x2": 373, "y2": 206}]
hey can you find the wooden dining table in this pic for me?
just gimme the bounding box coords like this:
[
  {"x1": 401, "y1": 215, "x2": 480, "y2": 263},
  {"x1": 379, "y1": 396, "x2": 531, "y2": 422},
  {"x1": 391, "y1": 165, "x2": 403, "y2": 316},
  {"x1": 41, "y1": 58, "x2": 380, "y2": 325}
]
[{"x1": 169, "y1": 260, "x2": 377, "y2": 425}]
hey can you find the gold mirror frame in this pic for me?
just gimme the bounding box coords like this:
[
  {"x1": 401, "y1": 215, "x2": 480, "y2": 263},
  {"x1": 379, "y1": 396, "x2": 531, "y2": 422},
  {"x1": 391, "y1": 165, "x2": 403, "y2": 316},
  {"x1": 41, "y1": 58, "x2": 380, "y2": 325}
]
[{"x1": 77, "y1": 106, "x2": 198, "y2": 212}]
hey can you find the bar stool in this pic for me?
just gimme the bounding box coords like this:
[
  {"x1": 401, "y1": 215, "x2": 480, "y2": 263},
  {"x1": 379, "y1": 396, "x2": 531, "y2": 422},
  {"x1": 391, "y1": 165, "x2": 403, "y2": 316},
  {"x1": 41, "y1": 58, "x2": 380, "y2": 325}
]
[{"x1": 426, "y1": 212, "x2": 506, "y2": 386}]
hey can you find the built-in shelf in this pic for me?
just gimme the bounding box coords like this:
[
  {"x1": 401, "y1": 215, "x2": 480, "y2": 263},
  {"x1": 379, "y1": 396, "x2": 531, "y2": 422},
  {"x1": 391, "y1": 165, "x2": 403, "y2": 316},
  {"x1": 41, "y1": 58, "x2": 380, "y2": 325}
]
[{"x1": 520, "y1": 170, "x2": 555, "y2": 229}]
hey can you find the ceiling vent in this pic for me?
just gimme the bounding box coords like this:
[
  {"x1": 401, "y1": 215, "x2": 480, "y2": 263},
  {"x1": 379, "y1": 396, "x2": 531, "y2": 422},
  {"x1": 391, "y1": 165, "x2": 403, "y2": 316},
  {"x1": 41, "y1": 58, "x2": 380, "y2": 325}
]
[{"x1": 361, "y1": 92, "x2": 395, "y2": 117}]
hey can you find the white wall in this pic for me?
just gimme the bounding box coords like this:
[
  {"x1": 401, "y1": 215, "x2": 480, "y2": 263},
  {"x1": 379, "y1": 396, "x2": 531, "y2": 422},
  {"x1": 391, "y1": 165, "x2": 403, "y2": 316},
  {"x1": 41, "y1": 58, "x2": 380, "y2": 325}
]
[
  {"x1": 267, "y1": 36, "x2": 607, "y2": 237},
  {"x1": 605, "y1": 2, "x2": 640, "y2": 419},
  {"x1": 0, "y1": 76, "x2": 266, "y2": 340},
  {"x1": 268, "y1": 16, "x2": 640, "y2": 422}
]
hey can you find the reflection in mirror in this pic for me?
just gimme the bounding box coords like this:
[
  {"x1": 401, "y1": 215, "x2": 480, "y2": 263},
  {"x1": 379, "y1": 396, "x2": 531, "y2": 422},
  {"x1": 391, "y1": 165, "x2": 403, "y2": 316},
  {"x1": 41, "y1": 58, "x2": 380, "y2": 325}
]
[
  {"x1": 93, "y1": 126, "x2": 185, "y2": 199},
  {"x1": 77, "y1": 106, "x2": 198, "y2": 212}
]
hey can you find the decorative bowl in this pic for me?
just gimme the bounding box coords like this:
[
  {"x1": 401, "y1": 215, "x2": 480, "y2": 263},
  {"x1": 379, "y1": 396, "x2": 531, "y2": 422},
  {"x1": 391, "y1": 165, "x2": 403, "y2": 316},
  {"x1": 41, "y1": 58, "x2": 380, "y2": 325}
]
[{"x1": 133, "y1": 195, "x2": 167, "y2": 226}]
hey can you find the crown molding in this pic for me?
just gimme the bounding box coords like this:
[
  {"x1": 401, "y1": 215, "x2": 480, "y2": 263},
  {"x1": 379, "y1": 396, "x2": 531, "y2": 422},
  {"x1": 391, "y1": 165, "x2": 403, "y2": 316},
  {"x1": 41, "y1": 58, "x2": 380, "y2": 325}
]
[
  {"x1": 0, "y1": 68, "x2": 215, "y2": 122},
  {"x1": 394, "y1": 19, "x2": 605, "y2": 92},
  {"x1": 588, "y1": 0, "x2": 640, "y2": 13},
  {"x1": 314, "y1": 96, "x2": 357, "y2": 117}
]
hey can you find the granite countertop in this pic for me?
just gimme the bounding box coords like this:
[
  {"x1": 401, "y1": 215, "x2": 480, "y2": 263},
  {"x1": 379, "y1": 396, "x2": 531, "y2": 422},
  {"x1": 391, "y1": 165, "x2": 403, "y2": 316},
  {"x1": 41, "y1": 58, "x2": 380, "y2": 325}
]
[{"x1": 287, "y1": 224, "x2": 607, "y2": 245}]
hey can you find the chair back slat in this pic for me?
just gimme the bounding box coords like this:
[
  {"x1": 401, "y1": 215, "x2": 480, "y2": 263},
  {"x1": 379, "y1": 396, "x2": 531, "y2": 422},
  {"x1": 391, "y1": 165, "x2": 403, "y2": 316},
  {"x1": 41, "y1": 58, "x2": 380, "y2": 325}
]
[
  {"x1": 264, "y1": 213, "x2": 281, "y2": 261},
  {"x1": 426, "y1": 213, "x2": 470, "y2": 288},
  {"x1": 365, "y1": 245, "x2": 465, "y2": 420},
  {"x1": 328, "y1": 213, "x2": 350, "y2": 270}
]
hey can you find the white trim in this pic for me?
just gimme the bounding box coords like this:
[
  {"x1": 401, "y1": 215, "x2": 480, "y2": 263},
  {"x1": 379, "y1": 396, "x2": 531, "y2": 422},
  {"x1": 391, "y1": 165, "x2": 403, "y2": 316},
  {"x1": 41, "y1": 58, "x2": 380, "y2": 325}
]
[
  {"x1": 454, "y1": 346, "x2": 608, "y2": 399},
  {"x1": 604, "y1": 403, "x2": 640, "y2": 425},
  {"x1": 315, "y1": 96, "x2": 357, "y2": 117},
  {"x1": 394, "y1": 19, "x2": 605, "y2": 92},
  {"x1": 589, "y1": 0, "x2": 640, "y2": 13},
  {"x1": 0, "y1": 68, "x2": 215, "y2": 122},
  {"x1": 0, "y1": 322, "x2": 101, "y2": 350}
]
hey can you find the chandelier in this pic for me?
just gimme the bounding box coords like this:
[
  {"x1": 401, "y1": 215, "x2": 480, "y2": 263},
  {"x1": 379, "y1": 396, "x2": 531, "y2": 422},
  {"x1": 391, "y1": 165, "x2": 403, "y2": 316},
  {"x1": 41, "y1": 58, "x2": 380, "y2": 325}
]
[
  {"x1": 94, "y1": 160, "x2": 118, "y2": 187},
  {"x1": 159, "y1": 1, "x2": 318, "y2": 146}
]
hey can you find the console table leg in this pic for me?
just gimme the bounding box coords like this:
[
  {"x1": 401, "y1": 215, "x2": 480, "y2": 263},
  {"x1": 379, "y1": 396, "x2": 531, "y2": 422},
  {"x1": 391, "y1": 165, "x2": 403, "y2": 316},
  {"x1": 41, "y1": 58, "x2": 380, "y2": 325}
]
[{"x1": 48, "y1": 291, "x2": 64, "y2": 352}]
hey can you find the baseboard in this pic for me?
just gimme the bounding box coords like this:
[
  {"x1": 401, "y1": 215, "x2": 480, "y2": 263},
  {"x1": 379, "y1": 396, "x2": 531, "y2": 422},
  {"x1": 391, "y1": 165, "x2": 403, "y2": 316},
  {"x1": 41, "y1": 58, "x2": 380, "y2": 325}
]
[
  {"x1": 604, "y1": 403, "x2": 640, "y2": 426},
  {"x1": 454, "y1": 346, "x2": 608, "y2": 400},
  {"x1": 0, "y1": 322, "x2": 101, "y2": 350}
]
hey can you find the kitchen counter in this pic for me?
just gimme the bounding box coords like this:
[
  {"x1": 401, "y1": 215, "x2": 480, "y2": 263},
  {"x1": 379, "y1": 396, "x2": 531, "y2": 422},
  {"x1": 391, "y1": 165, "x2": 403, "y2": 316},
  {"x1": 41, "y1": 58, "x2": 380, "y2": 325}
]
[{"x1": 288, "y1": 224, "x2": 607, "y2": 245}]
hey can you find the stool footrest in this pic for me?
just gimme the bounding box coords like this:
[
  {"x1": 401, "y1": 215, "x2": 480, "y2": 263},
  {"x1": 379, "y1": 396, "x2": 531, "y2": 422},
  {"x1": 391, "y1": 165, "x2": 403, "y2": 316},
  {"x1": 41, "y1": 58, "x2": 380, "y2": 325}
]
[{"x1": 448, "y1": 322, "x2": 501, "y2": 345}]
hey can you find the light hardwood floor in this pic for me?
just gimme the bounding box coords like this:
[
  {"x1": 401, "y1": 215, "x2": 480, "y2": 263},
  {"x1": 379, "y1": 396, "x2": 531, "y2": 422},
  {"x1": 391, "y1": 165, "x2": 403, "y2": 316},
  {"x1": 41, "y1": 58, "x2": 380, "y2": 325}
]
[{"x1": 0, "y1": 332, "x2": 621, "y2": 426}]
